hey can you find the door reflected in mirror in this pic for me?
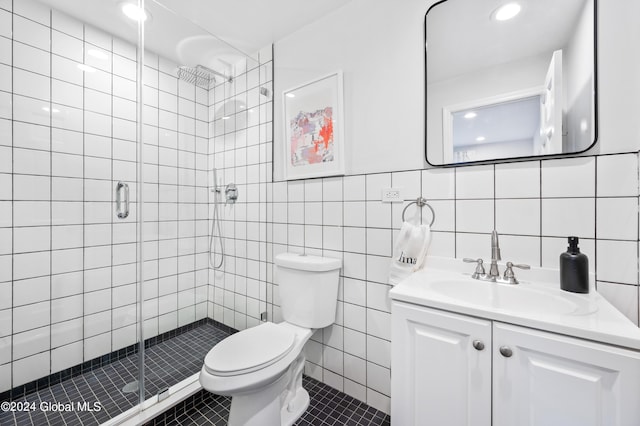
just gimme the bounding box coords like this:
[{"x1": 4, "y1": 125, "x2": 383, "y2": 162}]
[{"x1": 425, "y1": 0, "x2": 597, "y2": 165}]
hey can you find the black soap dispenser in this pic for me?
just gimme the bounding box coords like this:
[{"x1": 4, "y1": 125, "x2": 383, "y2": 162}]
[{"x1": 560, "y1": 236, "x2": 589, "y2": 293}]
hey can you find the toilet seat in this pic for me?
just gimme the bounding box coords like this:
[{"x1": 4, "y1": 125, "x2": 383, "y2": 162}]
[{"x1": 204, "y1": 322, "x2": 296, "y2": 377}]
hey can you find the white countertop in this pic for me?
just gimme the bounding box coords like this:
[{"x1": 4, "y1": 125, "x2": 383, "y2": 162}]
[{"x1": 389, "y1": 256, "x2": 640, "y2": 351}]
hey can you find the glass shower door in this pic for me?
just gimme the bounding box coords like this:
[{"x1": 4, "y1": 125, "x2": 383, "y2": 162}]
[{"x1": 0, "y1": 0, "x2": 144, "y2": 424}]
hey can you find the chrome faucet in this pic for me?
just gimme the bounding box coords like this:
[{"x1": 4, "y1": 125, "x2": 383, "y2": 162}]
[
  {"x1": 489, "y1": 230, "x2": 501, "y2": 279},
  {"x1": 463, "y1": 230, "x2": 531, "y2": 284}
]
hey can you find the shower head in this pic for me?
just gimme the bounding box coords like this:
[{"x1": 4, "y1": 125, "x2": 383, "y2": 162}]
[{"x1": 177, "y1": 65, "x2": 232, "y2": 89}]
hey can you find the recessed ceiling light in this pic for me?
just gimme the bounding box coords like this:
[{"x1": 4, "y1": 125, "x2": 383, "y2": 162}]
[
  {"x1": 286, "y1": 93, "x2": 295, "y2": 98},
  {"x1": 121, "y1": 3, "x2": 148, "y2": 22},
  {"x1": 464, "y1": 112, "x2": 477, "y2": 119},
  {"x1": 493, "y1": 2, "x2": 521, "y2": 21},
  {"x1": 222, "y1": 116, "x2": 230, "y2": 120},
  {"x1": 88, "y1": 49, "x2": 108, "y2": 60},
  {"x1": 77, "y1": 64, "x2": 96, "y2": 72},
  {"x1": 476, "y1": 136, "x2": 486, "y2": 142}
]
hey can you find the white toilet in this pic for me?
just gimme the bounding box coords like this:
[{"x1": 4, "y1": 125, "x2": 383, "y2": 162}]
[{"x1": 199, "y1": 253, "x2": 342, "y2": 426}]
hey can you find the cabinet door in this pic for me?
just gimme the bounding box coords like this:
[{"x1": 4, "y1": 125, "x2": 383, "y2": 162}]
[
  {"x1": 391, "y1": 302, "x2": 491, "y2": 426},
  {"x1": 493, "y1": 323, "x2": 640, "y2": 426}
]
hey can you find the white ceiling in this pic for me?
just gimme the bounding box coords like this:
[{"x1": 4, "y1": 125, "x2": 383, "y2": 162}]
[
  {"x1": 38, "y1": 0, "x2": 353, "y2": 73},
  {"x1": 426, "y1": 0, "x2": 588, "y2": 83}
]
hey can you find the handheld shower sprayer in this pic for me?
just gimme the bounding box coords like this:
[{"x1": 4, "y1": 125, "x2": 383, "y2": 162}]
[{"x1": 209, "y1": 169, "x2": 224, "y2": 269}]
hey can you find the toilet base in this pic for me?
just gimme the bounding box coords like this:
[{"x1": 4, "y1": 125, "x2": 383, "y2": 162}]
[
  {"x1": 281, "y1": 387, "x2": 309, "y2": 426},
  {"x1": 226, "y1": 353, "x2": 309, "y2": 426}
]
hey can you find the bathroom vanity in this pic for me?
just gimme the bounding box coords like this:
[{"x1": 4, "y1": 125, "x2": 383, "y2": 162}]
[{"x1": 389, "y1": 257, "x2": 640, "y2": 426}]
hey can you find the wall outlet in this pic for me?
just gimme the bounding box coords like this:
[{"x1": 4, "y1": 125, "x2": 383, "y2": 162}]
[{"x1": 382, "y1": 187, "x2": 403, "y2": 202}]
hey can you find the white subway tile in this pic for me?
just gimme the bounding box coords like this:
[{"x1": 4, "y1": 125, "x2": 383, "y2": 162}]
[
  {"x1": 13, "y1": 16, "x2": 49, "y2": 51},
  {"x1": 13, "y1": 276, "x2": 50, "y2": 305},
  {"x1": 366, "y1": 362, "x2": 390, "y2": 395},
  {"x1": 456, "y1": 199, "x2": 493, "y2": 233},
  {"x1": 52, "y1": 128, "x2": 83, "y2": 155},
  {"x1": 344, "y1": 227, "x2": 366, "y2": 254},
  {"x1": 51, "y1": 341, "x2": 82, "y2": 373},
  {"x1": 596, "y1": 198, "x2": 638, "y2": 240},
  {"x1": 455, "y1": 232, "x2": 490, "y2": 261},
  {"x1": 343, "y1": 303, "x2": 366, "y2": 333},
  {"x1": 343, "y1": 201, "x2": 365, "y2": 227},
  {"x1": 51, "y1": 294, "x2": 82, "y2": 323},
  {"x1": 499, "y1": 235, "x2": 541, "y2": 268},
  {"x1": 495, "y1": 199, "x2": 540, "y2": 236},
  {"x1": 84, "y1": 26, "x2": 111, "y2": 51},
  {"x1": 344, "y1": 175, "x2": 365, "y2": 201},
  {"x1": 323, "y1": 177, "x2": 343, "y2": 201},
  {"x1": 366, "y1": 309, "x2": 390, "y2": 340},
  {"x1": 13, "y1": 95, "x2": 50, "y2": 126},
  {"x1": 0, "y1": 9, "x2": 10, "y2": 38},
  {"x1": 13, "y1": 226, "x2": 49, "y2": 253},
  {"x1": 367, "y1": 335, "x2": 391, "y2": 368},
  {"x1": 51, "y1": 54, "x2": 82, "y2": 85},
  {"x1": 52, "y1": 103, "x2": 83, "y2": 132},
  {"x1": 495, "y1": 161, "x2": 540, "y2": 198},
  {"x1": 366, "y1": 173, "x2": 391, "y2": 201},
  {"x1": 0, "y1": 308, "x2": 10, "y2": 337},
  {"x1": 51, "y1": 248, "x2": 83, "y2": 275},
  {"x1": 366, "y1": 201, "x2": 391, "y2": 229},
  {"x1": 0, "y1": 37, "x2": 10, "y2": 66},
  {"x1": 84, "y1": 332, "x2": 110, "y2": 360},
  {"x1": 542, "y1": 157, "x2": 595, "y2": 198},
  {"x1": 13, "y1": 201, "x2": 50, "y2": 226},
  {"x1": 597, "y1": 154, "x2": 638, "y2": 197},
  {"x1": 85, "y1": 45, "x2": 111, "y2": 73},
  {"x1": 541, "y1": 198, "x2": 595, "y2": 238},
  {"x1": 366, "y1": 228, "x2": 392, "y2": 257},
  {"x1": 596, "y1": 240, "x2": 638, "y2": 285},
  {"x1": 456, "y1": 164, "x2": 493, "y2": 199},
  {"x1": 13, "y1": 174, "x2": 50, "y2": 200},
  {"x1": 12, "y1": 351, "x2": 49, "y2": 386},
  {"x1": 13, "y1": 300, "x2": 49, "y2": 333},
  {"x1": 52, "y1": 79, "x2": 83, "y2": 108},
  {"x1": 14, "y1": 0, "x2": 50, "y2": 25},
  {"x1": 84, "y1": 67, "x2": 111, "y2": 94},
  {"x1": 52, "y1": 30, "x2": 83, "y2": 62},
  {"x1": 51, "y1": 9, "x2": 83, "y2": 39}
]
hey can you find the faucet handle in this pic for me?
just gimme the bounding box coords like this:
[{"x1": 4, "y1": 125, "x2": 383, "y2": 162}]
[
  {"x1": 463, "y1": 258, "x2": 486, "y2": 279},
  {"x1": 502, "y1": 261, "x2": 531, "y2": 284}
]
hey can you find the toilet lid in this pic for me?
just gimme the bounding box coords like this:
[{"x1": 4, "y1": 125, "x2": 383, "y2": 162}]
[{"x1": 204, "y1": 322, "x2": 296, "y2": 377}]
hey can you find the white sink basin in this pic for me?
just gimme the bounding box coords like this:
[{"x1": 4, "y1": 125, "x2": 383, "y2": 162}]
[
  {"x1": 428, "y1": 279, "x2": 593, "y2": 315},
  {"x1": 388, "y1": 256, "x2": 640, "y2": 350}
]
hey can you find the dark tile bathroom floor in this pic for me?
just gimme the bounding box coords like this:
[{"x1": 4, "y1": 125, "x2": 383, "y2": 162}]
[
  {"x1": 145, "y1": 375, "x2": 391, "y2": 426},
  {"x1": 0, "y1": 322, "x2": 230, "y2": 426},
  {"x1": 1, "y1": 322, "x2": 391, "y2": 426}
]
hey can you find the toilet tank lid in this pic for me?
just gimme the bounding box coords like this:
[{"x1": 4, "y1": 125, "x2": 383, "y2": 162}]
[{"x1": 275, "y1": 253, "x2": 341, "y2": 272}]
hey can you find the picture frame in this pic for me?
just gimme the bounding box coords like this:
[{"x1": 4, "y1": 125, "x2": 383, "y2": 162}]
[{"x1": 282, "y1": 71, "x2": 345, "y2": 180}]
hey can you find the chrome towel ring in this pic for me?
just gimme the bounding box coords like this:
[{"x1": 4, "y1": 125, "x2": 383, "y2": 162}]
[{"x1": 401, "y1": 197, "x2": 435, "y2": 227}]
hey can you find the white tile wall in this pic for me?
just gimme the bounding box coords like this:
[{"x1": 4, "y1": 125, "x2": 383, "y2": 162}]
[
  {"x1": 1, "y1": 0, "x2": 208, "y2": 393},
  {"x1": 256, "y1": 153, "x2": 640, "y2": 413}
]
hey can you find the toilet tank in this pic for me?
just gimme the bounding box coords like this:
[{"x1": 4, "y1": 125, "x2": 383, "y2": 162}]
[{"x1": 275, "y1": 253, "x2": 341, "y2": 329}]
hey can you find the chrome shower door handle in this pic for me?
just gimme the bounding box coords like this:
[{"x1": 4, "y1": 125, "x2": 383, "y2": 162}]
[{"x1": 116, "y1": 181, "x2": 130, "y2": 219}]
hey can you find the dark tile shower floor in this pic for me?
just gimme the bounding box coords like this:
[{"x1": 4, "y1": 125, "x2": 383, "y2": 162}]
[
  {"x1": 0, "y1": 322, "x2": 230, "y2": 426},
  {"x1": 1, "y1": 322, "x2": 391, "y2": 426}
]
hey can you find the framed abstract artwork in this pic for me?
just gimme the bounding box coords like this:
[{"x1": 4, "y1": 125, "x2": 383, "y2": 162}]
[{"x1": 282, "y1": 71, "x2": 345, "y2": 180}]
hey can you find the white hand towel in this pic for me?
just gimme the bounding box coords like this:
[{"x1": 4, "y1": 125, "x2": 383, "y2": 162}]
[{"x1": 389, "y1": 218, "x2": 432, "y2": 286}]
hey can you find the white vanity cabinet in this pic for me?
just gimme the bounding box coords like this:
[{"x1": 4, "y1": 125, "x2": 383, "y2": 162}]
[
  {"x1": 391, "y1": 301, "x2": 492, "y2": 426},
  {"x1": 493, "y1": 322, "x2": 640, "y2": 426},
  {"x1": 391, "y1": 301, "x2": 640, "y2": 426}
]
